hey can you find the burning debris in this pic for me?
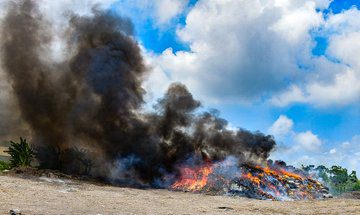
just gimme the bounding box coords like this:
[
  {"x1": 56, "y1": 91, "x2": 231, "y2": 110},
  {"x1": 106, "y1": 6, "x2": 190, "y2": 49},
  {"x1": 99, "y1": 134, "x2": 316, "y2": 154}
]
[
  {"x1": 230, "y1": 165, "x2": 331, "y2": 200},
  {"x1": 170, "y1": 158, "x2": 331, "y2": 200},
  {"x1": 0, "y1": 0, "x2": 331, "y2": 201}
]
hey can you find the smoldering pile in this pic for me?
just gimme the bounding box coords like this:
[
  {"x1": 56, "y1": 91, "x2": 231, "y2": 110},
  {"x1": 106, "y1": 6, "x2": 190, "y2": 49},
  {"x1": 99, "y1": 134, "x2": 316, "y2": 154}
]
[
  {"x1": 170, "y1": 158, "x2": 331, "y2": 200},
  {"x1": 229, "y1": 163, "x2": 331, "y2": 200},
  {"x1": 0, "y1": 0, "x2": 276, "y2": 187}
]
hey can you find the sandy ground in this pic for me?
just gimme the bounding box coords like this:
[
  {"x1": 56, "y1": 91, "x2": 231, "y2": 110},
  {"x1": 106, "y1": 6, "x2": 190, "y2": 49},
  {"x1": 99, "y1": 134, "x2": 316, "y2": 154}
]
[
  {"x1": 0, "y1": 175, "x2": 360, "y2": 215},
  {"x1": 0, "y1": 146, "x2": 8, "y2": 156}
]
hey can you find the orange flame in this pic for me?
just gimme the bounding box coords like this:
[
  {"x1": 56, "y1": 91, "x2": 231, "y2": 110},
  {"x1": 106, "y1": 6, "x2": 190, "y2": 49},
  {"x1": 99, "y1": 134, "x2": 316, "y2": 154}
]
[
  {"x1": 171, "y1": 164, "x2": 213, "y2": 191},
  {"x1": 243, "y1": 172, "x2": 261, "y2": 185}
]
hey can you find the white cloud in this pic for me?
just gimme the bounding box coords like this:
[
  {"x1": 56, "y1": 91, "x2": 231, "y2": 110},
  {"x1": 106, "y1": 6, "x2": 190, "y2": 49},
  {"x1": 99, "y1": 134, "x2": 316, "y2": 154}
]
[
  {"x1": 268, "y1": 115, "x2": 322, "y2": 153},
  {"x1": 273, "y1": 68, "x2": 360, "y2": 107},
  {"x1": 268, "y1": 115, "x2": 294, "y2": 138},
  {"x1": 325, "y1": 7, "x2": 360, "y2": 34},
  {"x1": 142, "y1": 49, "x2": 172, "y2": 105},
  {"x1": 270, "y1": 1, "x2": 323, "y2": 44},
  {"x1": 145, "y1": 0, "x2": 329, "y2": 104},
  {"x1": 270, "y1": 8, "x2": 360, "y2": 107},
  {"x1": 270, "y1": 85, "x2": 306, "y2": 107},
  {"x1": 113, "y1": 0, "x2": 188, "y2": 26},
  {"x1": 306, "y1": 69, "x2": 360, "y2": 106},
  {"x1": 273, "y1": 0, "x2": 333, "y2": 10},
  {"x1": 154, "y1": 0, "x2": 188, "y2": 24},
  {"x1": 314, "y1": 0, "x2": 333, "y2": 9},
  {"x1": 142, "y1": 0, "x2": 360, "y2": 108},
  {"x1": 294, "y1": 131, "x2": 322, "y2": 151},
  {"x1": 328, "y1": 32, "x2": 360, "y2": 69},
  {"x1": 329, "y1": 148, "x2": 336, "y2": 154}
]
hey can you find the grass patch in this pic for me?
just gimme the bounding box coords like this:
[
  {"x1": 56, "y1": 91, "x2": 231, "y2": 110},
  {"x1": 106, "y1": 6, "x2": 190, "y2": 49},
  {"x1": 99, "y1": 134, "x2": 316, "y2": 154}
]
[{"x1": 0, "y1": 160, "x2": 11, "y2": 171}]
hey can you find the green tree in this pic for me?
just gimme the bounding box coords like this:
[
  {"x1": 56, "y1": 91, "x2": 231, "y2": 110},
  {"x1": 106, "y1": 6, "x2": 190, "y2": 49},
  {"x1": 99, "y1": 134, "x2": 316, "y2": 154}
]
[
  {"x1": 352, "y1": 181, "x2": 360, "y2": 191},
  {"x1": 329, "y1": 166, "x2": 348, "y2": 185},
  {"x1": 301, "y1": 164, "x2": 315, "y2": 172},
  {"x1": 349, "y1": 171, "x2": 358, "y2": 183}
]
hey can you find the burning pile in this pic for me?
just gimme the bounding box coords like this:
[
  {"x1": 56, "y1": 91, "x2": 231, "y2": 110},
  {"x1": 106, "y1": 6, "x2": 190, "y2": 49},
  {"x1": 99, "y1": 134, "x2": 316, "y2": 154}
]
[
  {"x1": 230, "y1": 165, "x2": 331, "y2": 200},
  {"x1": 171, "y1": 158, "x2": 331, "y2": 200}
]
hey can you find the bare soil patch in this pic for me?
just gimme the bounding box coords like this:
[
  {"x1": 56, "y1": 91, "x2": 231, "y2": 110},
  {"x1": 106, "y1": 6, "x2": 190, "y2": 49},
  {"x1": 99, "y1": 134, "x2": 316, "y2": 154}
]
[
  {"x1": 0, "y1": 146, "x2": 9, "y2": 157},
  {"x1": 0, "y1": 174, "x2": 359, "y2": 215}
]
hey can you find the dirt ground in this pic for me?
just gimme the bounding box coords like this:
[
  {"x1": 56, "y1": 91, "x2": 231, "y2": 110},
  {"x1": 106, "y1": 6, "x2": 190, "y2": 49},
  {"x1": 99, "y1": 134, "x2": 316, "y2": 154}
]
[
  {"x1": 0, "y1": 146, "x2": 8, "y2": 156},
  {"x1": 0, "y1": 175, "x2": 360, "y2": 215}
]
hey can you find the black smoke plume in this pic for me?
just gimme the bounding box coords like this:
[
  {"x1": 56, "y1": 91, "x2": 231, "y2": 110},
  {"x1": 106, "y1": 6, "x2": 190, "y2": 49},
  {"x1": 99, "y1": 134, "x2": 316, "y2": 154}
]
[{"x1": 1, "y1": 0, "x2": 276, "y2": 186}]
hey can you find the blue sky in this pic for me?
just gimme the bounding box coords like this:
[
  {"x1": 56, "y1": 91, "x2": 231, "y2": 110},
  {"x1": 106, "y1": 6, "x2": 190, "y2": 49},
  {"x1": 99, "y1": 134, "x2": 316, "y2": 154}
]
[{"x1": 105, "y1": 0, "x2": 360, "y2": 173}]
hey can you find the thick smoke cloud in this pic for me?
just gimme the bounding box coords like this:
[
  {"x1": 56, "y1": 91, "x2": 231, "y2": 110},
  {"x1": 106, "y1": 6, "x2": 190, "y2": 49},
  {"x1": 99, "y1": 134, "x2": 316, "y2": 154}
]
[{"x1": 1, "y1": 0, "x2": 276, "y2": 186}]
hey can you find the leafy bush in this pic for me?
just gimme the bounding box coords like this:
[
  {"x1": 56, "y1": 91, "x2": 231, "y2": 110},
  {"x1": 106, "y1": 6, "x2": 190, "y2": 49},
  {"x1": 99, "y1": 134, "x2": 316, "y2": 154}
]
[
  {"x1": 0, "y1": 161, "x2": 11, "y2": 171},
  {"x1": 5, "y1": 137, "x2": 34, "y2": 168},
  {"x1": 352, "y1": 181, "x2": 360, "y2": 191}
]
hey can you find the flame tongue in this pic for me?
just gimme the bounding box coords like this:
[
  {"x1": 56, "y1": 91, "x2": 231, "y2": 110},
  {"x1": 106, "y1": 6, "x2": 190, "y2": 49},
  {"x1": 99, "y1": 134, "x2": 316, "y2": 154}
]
[
  {"x1": 170, "y1": 161, "x2": 331, "y2": 200},
  {"x1": 171, "y1": 163, "x2": 213, "y2": 191}
]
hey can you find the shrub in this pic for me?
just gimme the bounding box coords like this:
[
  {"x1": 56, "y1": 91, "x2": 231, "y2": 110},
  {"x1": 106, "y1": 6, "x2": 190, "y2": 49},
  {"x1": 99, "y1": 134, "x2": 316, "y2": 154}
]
[
  {"x1": 353, "y1": 181, "x2": 360, "y2": 191},
  {"x1": 5, "y1": 137, "x2": 34, "y2": 168},
  {"x1": 0, "y1": 161, "x2": 11, "y2": 171}
]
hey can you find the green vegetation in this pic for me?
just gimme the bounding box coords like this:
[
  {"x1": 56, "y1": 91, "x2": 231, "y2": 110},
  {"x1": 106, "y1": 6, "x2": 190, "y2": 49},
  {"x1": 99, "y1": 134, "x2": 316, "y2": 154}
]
[
  {"x1": 302, "y1": 164, "x2": 360, "y2": 194},
  {"x1": 5, "y1": 137, "x2": 34, "y2": 168},
  {"x1": 0, "y1": 161, "x2": 11, "y2": 171}
]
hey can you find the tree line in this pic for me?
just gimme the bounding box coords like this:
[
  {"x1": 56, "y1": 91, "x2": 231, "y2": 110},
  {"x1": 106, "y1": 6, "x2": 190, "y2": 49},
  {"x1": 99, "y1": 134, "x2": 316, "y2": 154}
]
[{"x1": 302, "y1": 164, "x2": 360, "y2": 194}]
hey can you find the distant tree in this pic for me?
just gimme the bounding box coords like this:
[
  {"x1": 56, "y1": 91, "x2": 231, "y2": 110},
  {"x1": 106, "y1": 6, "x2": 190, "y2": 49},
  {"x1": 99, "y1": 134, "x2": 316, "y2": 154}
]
[
  {"x1": 315, "y1": 165, "x2": 329, "y2": 172},
  {"x1": 301, "y1": 164, "x2": 315, "y2": 172},
  {"x1": 329, "y1": 166, "x2": 348, "y2": 185},
  {"x1": 349, "y1": 171, "x2": 358, "y2": 183},
  {"x1": 353, "y1": 181, "x2": 360, "y2": 191}
]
